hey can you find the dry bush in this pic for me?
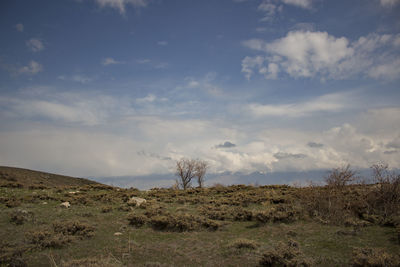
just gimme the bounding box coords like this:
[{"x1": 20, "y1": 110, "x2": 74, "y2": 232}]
[
  {"x1": 229, "y1": 238, "x2": 259, "y2": 250},
  {"x1": 198, "y1": 205, "x2": 231, "y2": 221},
  {"x1": 25, "y1": 230, "x2": 72, "y2": 249},
  {"x1": 254, "y1": 205, "x2": 299, "y2": 225},
  {"x1": 325, "y1": 165, "x2": 356, "y2": 188},
  {"x1": 10, "y1": 209, "x2": 34, "y2": 225},
  {"x1": 367, "y1": 163, "x2": 400, "y2": 219},
  {"x1": 148, "y1": 213, "x2": 221, "y2": 232},
  {"x1": 5, "y1": 198, "x2": 21, "y2": 208},
  {"x1": 0, "y1": 242, "x2": 27, "y2": 267},
  {"x1": 351, "y1": 247, "x2": 400, "y2": 266},
  {"x1": 101, "y1": 206, "x2": 113, "y2": 213},
  {"x1": 53, "y1": 221, "x2": 95, "y2": 238},
  {"x1": 127, "y1": 213, "x2": 147, "y2": 227},
  {"x1": 0, "y1": 182, "x2": 23, "y2": 188},
  {"x1": 232, "y1": 207, "x2": 253, "y2": 221},
  {"x1": 259, "y1": 240, "x2": 313, "y2": 267}
]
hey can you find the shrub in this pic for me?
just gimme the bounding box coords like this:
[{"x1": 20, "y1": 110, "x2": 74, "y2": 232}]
[
  {"x1": 147, "y1": 214, "x2": 221, "y2": 232},
  {"x1": 101, "y1": 206, "x2": 113, "y2": 213},
  {"x1": 351, "y1": 247, "x2": 400, "y2": 266},
  {"x1": 53, "y1": 221, "x2": 95, "y2": 238},
  {"x1": 127, "y1": 213, "x2": 147, "y2": 227},
  {"x1": 368, "y1": 163, "x2": 400, "y2": 219},
  {"x1": 0, "y1": 242, "x2": 27, "y2": 267},
  {"x1": 259, "y1": 240, "x2": 313, "y2": 267},
  {"x1": 10, "y1": 210, "x2": 34, "y2": 225},
  {"x1": 232, "y1": 207, "x2": 253, "y2": 221},
  {"x1": 25, "y1": 230, "x2": 72, "y2": 249},
  {"x1": 229, "y1": 238, "x2": 259, "y2": 250}
]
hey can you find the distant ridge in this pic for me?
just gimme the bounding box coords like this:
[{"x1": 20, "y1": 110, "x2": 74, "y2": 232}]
[{"x1": 0, "y1": 166, "x2": 100, "y2": 188}]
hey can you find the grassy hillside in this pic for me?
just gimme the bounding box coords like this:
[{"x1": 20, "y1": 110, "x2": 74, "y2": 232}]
[
  {"x1": 0, "y1": 176, "x2": 399, "y2": 266},
  {"x1": 0, "y1": 166, "x2": 100, "y2": 189}
]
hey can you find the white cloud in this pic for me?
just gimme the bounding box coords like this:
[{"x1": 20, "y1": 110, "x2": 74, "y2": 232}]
[
  {"x1": 157, "y1": 41, "x2": 168, "y2": 46},
  {"x1": 93, "y1": 0, "x2": 149, "y2": 14},
  {"x1": 368, "y1": 58, "x2": 400, "y2": 80},
  {"x1": 136, "y1": 94, "x2": 156, "y2": 104},
  {"x1": 0, "y1": 91, "x2": 134, "y2": 126},
  {"x1": 18, "y1": 61, "x2": 43, "y2": 75},
  {"x1": 380, "y1": 0, "x2": 400, "y2": 7},
  {"x1": 26, "y1": 38, "x2": 44, "y2": 52},
  {"x1": 282, "y1": 0, "x2": 313, "y2": 9},
  {"x1": 0, "y1": 87, "x2": 399, "y2": 181},
  {"x1": 102, "y1": 57, "x2": 122, "y2": 66},
  {"x1": 242, "y1": 31, "x2": 400, "y2": 80},
  {"x1": 59, "y1": 74, "x2": 93, "y2": 84},
  {"x1": 15, "y1": 23, "x2": 24, "y2": 32},
  {"x1": 247, "y1": 92, "x2": 349, "y2": 117},
  {"x1": 257, "y1": 0, "x2": 283, "y2": 21},
  {"x1": 136, "y1": 59, "x2": 151, "y2": 64}
]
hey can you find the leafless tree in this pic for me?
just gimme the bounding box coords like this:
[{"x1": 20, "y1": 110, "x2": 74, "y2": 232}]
[
  {"x1": 194, "y1": 160, "x2": 208, "y2": 188},
  {"x1": 325, "y1": 164, "x2": 356, "y2": 188},
  {"x1": 175, "y1": 158, "x2": 196, "y2": 190}
]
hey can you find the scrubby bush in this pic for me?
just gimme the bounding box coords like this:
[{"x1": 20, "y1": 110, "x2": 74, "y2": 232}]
[
  {"x1": 127, "y1": 213, "x2": 147, "y2": 227},
  {"x1": 229, "y1": 238, "x2": 259, "y2": 250},
  {"x1": 0, "y1": 242, "x2": 27, "y2": 267},
  {"x1": 351, "y1": 247, "x2": 400, "y2": 266},
  {"x1": 101, "y1": 206, "x2": 113, "y2": 213},
  {"x1": 259, "y1": 240, "x2": 313, "y2": 267},
  {"x1": 53, "y1": 221, "x2": 95, "y2": 238},
  {"x1": 10, "y1": 209, "x2": 34, "y2": 225},
  {"x1": 25, "y1": 230, "x2": 72, "y2": 249},
  {"x1": 147, "y1": 213, "x2": 221, "y2": 232}
]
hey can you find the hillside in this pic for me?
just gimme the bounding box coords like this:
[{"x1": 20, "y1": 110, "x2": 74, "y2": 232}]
[{"x1": 0, "y1": 166, "x2": 100, "y2": 188}]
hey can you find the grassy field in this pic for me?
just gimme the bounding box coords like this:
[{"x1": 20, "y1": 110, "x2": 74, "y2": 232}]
[{"x1": 0, "y1": 168, "x2": 399, "y2": 266}]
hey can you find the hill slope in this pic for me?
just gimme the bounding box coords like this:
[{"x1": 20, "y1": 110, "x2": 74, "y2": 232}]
[{"x1": 0, "y1": 166, "x2": 100, "y2": 188}]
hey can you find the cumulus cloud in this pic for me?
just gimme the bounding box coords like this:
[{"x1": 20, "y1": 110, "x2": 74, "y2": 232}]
[
  {"x1": 242, "y1": 31, "x2": 400, "y2": 80},
  {"x1": 216, "y1": 141, "x2": 236, "y2": 148},
  {"x1": 93, "y1": 0, "x2": 150, "y2": 14},
  {"x1": 0, "y1": 87, "x2": 399, "y2": 180},
  {"x1": 102, "y1": 57, "x2": 122, "y2": 66},
  {"x1": 18, "y1": 61, "x2": 43, "y2": 75},
  {"x1": 26, "y1": 38, "x2": 44, "y2": 52},
  {"x1": 15, "y1": 23, "x2": 24, "y2": 32}
]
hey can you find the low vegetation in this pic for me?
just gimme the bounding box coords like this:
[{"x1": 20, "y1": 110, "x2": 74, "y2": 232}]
[{"x1": 0, "y1": 164, "x2": 399, "y2": 266}]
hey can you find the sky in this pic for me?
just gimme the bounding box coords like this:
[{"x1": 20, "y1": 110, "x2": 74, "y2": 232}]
[{"x1": 0, "y1": 0, "x2": 400, "y2": 188}]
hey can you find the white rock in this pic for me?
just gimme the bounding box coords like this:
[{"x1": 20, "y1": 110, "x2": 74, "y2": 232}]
[
  {"x1": 60, "y1": 201, "x2": 71, "y2": 208},
  {"x1": 114, "y1": 232, "x2": 123, "y2": 236},
  {"x1": 128, "y1": 197, "x2": 147, "y2": 207}
]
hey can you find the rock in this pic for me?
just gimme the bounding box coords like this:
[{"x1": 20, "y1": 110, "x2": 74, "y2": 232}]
[
  {"x1": 42, "y1": 202, "x2": 48, "y2": 205},
  {"x1": 114, "y1": 232, "x2": 123, "y2": 236},
  {"x1": 60, "y1": 201, "x2": 71, "y2": 208},
  {"x1": 128, "y1": 197, "x2": 147, "y2": 207}
]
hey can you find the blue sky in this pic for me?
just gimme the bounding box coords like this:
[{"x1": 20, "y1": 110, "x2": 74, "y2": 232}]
[{"x1": 0, "y1": 0, "x2": 400, "y2": 187}]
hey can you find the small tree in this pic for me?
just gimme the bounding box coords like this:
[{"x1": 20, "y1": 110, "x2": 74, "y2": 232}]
[
  {"x1": 194, "y1": 160, "x2": 208, "y2": 188},
  {"x1": 175, "y1": 158, "x2": 196, "y2": 190},
  {"x1": 325, "y1": 164, "x2": 356, "y2": 189}
]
